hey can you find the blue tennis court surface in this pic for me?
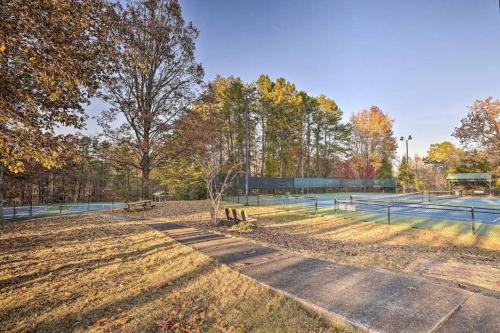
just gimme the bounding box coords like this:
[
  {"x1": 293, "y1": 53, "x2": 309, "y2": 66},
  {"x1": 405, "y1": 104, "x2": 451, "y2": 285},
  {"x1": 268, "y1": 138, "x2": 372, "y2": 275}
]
[
  {"x1": 345, "y1": 200, "x2": 499, "y2": 225},
  {"x1": 225, "y1": 193, "x2": 500, "y2": 227},
  {"x1": 2, "y1": 206, "x2": 48, "y2": 219},
  {"x1": 428, "y1": 196, "x2": 500, "y2": 208},
  {"x1": 2, "y1": 202, "x2": 125, "y2": 220}
]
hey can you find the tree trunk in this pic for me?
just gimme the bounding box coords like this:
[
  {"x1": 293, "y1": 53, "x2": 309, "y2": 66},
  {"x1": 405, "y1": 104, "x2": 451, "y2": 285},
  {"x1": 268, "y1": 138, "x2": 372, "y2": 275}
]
[
  {"x1": 0, "y1": 164, "x2": 3, "y2": 222},
  {"x1": 141, "y1": 158, "x2": 151, "y2": 200},
  {"x1": 279, "y1": 144, "x2": 284, "y2": 178},
  {"x1": 99, "y1": 161, "x2": 105, "y2": 202},
  {"x1": 260, "y1": 119, "x2": 266, "y2": 177},
  {"x1": 316, "y1": 139, "x2": 320, "y2": 177},
  {"x1": 38, "y1": 181, "x2": 42, "y2": 203},
  {"x1": 306, "y1": 119, "x2": 311, "y2": 177},
  {"x1": 300, "y1": 137, "x2": 304, "y2": 179},
  {"x1": 323, "y1": 131, "x2": 328, "y2": 177},
  {"x1": 61, "y1": 174, "x2": 65, "y2": 203}
]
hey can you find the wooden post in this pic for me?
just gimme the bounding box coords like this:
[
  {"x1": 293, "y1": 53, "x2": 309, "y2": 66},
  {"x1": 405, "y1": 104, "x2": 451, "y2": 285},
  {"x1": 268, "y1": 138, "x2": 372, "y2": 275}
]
[
  {"x1": 471, "y1": 207, "x2": 475, "y2": 234},
  {"x1": 387, "y1": 204, "x2": 391, "y2": 224}
]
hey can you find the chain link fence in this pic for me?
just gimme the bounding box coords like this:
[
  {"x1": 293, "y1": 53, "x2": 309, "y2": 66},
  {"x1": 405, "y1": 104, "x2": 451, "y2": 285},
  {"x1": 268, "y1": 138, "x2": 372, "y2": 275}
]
[
  {"x1": 333, "y1": 198, "x2": 499, "y2": 234},
  {"x1": 1, "y1": 201, "x2": 125, "y2": 221},
  {"x1": 224, "y1": 192, "x2": 500, "y2": 235}
]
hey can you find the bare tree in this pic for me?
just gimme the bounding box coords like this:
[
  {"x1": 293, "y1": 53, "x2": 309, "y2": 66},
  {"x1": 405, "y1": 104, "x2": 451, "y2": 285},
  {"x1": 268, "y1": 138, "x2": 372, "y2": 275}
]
[
  {"x1": 99, "y1": 0, "x2": 203, "y2": 199},
  {"x1": 198, "y1": 151, "x2": 240, "y2": 226}
]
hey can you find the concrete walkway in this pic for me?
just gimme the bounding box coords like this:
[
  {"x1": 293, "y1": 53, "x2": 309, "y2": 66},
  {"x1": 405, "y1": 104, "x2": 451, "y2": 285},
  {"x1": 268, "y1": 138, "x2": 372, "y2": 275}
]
[{"x1": 148, "y1": 222, "x2": 500, "y2": 333}]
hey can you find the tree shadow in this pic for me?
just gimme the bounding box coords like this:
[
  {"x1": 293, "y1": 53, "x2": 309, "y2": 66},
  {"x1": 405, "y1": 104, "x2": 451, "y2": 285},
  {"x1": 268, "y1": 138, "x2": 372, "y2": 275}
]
[
  {"x1": 1, "y1": 223, "x2": 146, "y2": 256},
  {"x1": 31, "y1": 261, "x2": 217, "y2": 332},
  {"x1": 0, "y1": 239, "x2": 178, "y2": 291}
]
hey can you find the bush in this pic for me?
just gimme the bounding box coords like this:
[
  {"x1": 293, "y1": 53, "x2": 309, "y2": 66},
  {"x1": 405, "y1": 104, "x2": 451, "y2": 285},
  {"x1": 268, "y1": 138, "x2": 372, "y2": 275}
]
[{"x1": 230, "y1": 221, "x2": 257, "y2": 233}]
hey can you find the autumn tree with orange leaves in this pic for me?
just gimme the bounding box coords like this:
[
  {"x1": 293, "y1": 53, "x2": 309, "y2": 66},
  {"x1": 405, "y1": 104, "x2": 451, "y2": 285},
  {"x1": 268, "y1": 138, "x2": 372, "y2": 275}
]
[
  {"x1": 453, "y1": 97, "x2": 500, "y2": 174},
  {"x1": 350, "y1": 106, "x2": 397, "y2": 183}
]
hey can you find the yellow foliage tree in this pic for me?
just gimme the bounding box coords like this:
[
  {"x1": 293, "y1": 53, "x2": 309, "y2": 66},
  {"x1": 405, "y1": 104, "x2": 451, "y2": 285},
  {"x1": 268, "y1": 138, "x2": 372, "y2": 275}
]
[
  {"x1": 0, "y1": 0, "x2": 117, "y2": 172},
  {"x1": 351, "y1": 106, "x2": 396, "y2": 179}
]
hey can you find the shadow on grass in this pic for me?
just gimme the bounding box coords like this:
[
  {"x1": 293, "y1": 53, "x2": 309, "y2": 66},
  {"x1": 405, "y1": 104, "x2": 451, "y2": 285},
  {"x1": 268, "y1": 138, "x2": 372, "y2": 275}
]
[
  {"x1": 0, "y1": 222, "x2": 146, "y2": 256},
  {"x1": 255, "y1": 213, "x2": 316, "y2": 225},
  {"x1": 31, "y1": 261, "x2": 217, "y2": 332},
  {"x1": 0, "y1": 238, "x2": 178, "y2": 291},
  {"x1": 274, "y1": 218, "x2": 362, "y2": 236}
]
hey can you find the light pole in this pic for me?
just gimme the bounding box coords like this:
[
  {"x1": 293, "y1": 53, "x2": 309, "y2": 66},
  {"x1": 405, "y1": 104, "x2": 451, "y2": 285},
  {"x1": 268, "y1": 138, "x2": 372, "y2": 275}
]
[
  {"x1": 400, "y1": 135, "x2": 412, "y2": 164},
  {"x1": 400, "y1": 135, "x2": 413, "y2": 193},
  {"x1": 244, "y1": 89, "x2": 255, "y2": 205}
]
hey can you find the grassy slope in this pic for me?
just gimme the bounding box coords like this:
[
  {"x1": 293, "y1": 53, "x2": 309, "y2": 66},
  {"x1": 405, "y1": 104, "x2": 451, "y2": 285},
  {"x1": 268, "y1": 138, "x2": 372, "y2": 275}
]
[{"x1": 0, "y1": 215, "x2": 339, "y2": 332}]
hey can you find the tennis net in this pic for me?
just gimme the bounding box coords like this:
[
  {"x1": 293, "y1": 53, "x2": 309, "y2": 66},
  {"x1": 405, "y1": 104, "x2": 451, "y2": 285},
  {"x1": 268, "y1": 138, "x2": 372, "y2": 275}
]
[
  {"x1": 351, "y1": 191, "x2": 424, "y2": 203},
  {"x1": 428, "y1": 190, "x2": 461, "y2": 202}
]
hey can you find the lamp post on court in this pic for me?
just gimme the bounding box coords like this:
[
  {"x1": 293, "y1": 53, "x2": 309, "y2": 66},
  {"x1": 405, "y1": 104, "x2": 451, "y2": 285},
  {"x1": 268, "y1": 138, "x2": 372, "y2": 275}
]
[
  {"x1": 400, "y1": 135, "x2": 413, "y2": 193},
  {"x1": 244, "y1": 88, "x2": 255, "y2": 205},
  {"x1": 400, "y1": 135, "x2": 412, "y2": 164}
]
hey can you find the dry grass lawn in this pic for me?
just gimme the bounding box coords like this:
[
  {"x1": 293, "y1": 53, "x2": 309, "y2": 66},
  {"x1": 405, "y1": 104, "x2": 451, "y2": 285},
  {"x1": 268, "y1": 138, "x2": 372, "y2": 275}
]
[
  {"x1": 0, "y1": 214, "x2": 341, "y2": 332},
  {"x1": 126, "y1": 201, "x2": 500, "y2": 294}
]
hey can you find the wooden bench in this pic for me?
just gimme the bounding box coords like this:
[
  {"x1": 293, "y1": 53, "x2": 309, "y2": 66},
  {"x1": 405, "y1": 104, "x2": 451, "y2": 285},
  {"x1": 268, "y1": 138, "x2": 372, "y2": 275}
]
[
  {"x1": 240, "y1": 209, "x2": 256, "y2": 222},
  {"x1": 220, "y1": 207, "x2": 256, "y2": 226},
  {"x1": 125, "y1": 200, "x2": 156, "y2": 212}
]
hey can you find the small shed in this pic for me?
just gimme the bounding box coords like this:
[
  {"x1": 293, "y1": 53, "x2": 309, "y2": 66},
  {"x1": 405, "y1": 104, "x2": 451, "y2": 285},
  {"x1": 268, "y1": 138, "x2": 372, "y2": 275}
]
[
  {"x1": 152, "y1": 191, "x2": 172, "y2": 202},
  {"x1": 446, "y1": 173, "x2": 493, "y2": 190}
]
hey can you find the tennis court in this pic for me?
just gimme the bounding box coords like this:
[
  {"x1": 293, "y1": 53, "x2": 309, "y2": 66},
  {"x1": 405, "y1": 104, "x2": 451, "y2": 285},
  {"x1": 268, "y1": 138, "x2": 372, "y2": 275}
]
[
  {"x1": 224, "y1": 192, "x2": 500, "y2": 234},
  {"x1": 427, "y1": 195, "x2": 500, "y2": 208},
  {"x1": 1, "y1": 202, "x2": 125, "y2": 220}
]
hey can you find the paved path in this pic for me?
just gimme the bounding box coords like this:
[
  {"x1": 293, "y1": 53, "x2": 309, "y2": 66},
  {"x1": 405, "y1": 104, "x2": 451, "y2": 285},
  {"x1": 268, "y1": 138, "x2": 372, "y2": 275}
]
[{"x1": 148, "y1": 222, "x2": 500, "y2": 333}]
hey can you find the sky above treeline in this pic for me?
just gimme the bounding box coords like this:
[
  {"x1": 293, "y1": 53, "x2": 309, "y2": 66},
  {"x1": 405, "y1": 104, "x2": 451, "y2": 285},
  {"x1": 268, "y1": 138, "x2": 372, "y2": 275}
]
[{"x1": 84, "y1": 0, "x2": 500, "y2": 158}]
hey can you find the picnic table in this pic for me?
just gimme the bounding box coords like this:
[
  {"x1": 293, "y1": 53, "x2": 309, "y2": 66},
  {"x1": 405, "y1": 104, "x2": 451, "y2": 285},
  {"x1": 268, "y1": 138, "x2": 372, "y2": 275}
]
[{"x1": 125, "y1": 200, "x2": 156, "y2": 212}]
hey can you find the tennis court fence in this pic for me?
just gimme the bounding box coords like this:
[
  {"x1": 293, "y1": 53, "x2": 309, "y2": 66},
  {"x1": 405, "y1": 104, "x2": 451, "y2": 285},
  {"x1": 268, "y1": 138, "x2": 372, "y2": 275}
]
[
  {"x1": 1, "y1": 201, "x2": 125, "y2": 221},
  {"x1": 224, "y1": 193, "x2": 500, "y2": 234},
  {"x1": 334, "y1": 198, "x2": 499, "y2": 234}
]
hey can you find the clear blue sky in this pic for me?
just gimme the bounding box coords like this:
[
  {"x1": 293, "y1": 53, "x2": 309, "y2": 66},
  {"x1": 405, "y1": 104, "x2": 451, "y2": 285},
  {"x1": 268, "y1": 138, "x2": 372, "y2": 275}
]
[{"x1": 85, "y1": 0, "x2": 500, "y2": 158}]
